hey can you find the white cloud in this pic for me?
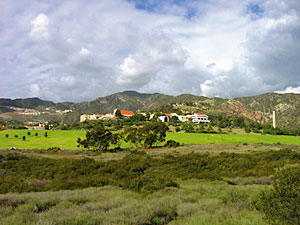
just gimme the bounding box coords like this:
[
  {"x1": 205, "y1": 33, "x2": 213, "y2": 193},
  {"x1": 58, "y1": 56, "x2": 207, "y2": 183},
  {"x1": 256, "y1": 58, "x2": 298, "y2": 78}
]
[
  {"x1": 276, "y1": 86, "x2": 300, "y2": 94},
  {"x1": 79, "y1": 48, "x2": 90, "y2": 56},
  {"x1": 0, "y1": 0, "x2": 300, "y2": 102},
  {"x1": 29, "y1": 84, "x2": 41, "y2": 96},
  {"x1": 29, "y1": 13, "x2": 49, "y2": 39},
  {"x1": 117, "y1": 36, "x2": 187, "y2": 87}
]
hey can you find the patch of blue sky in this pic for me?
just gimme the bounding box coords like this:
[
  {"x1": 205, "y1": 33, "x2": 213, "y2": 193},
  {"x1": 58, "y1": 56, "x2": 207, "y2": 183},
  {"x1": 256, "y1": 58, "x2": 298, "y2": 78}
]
[
  {"x1": 126, "y1": 0, "x2": 198, "y2": 19},
  {"x1": 247, "y1": 2, "x2": 264, "y2": 19},
  {"x1": 127, "y1": 0, "x2": 160, "y2": 12}
]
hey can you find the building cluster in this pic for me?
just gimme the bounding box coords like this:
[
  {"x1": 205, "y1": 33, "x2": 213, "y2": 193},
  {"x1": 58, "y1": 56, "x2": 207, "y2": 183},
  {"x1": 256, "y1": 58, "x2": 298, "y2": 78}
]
[
  {"x1": 80, "y1": 109, "x2": 210, "y2": 124},
  {"x1": 157, "y1": 113, "x2": 210, "y2": 123},
  {"x1": 80, "y1": 109, "x2": 135, "y2": 122},
  {"x1": 25, "y1": 122, "x2": 48, "y2": 130}
]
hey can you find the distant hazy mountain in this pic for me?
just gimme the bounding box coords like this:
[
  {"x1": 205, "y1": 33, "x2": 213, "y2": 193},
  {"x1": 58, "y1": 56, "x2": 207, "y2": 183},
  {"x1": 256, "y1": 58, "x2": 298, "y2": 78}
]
[{"x1": 0, "y1": 91, "x2": 299, "y2": 129}]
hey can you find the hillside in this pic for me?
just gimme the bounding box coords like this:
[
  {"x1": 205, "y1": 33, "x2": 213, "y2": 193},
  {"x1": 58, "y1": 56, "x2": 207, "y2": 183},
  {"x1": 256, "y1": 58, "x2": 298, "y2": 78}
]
[{"x1": 0, "y1": 91, "x2": 299, "y2": 129}]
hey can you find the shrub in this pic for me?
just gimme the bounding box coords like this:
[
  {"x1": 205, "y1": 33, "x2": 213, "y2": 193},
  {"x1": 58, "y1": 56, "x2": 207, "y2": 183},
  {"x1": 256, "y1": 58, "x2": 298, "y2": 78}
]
[
  {"x1": 48, "y1": 147, "x2": 61, "y2": 152},
  {"x1": 257, "y1": 167, "x2": 300, "y2": 225},
  {"x1": 165, "y1": 140, "x2": 180, "y2": 148}
]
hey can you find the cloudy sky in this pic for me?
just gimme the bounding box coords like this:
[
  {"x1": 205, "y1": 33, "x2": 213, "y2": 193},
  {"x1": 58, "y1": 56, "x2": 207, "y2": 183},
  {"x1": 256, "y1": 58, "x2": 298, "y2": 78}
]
[{"x1": 1, "y1": 0, "x2": 300, "y2": 102}]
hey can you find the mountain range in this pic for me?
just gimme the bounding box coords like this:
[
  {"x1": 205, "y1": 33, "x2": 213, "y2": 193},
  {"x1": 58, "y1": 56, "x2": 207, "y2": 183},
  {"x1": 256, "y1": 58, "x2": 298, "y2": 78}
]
[{"x1": 0, "y1": 91, "x2": 299, "y2": 129}]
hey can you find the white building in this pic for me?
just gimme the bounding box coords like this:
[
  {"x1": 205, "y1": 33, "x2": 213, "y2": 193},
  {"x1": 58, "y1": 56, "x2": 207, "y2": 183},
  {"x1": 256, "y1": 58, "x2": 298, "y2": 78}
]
[
  {"x1": 158, "y1": 116, "x2": 169, "y2": 122},
  {"x1": 191, "y1": 114, "x2": 210, "y2": 123}
]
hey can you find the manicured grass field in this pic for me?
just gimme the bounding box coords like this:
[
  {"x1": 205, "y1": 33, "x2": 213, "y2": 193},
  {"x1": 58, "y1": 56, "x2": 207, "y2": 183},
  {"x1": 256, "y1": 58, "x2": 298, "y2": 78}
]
[
  {"x1": 0, "y1": 130, "x2": 86, "y2": 150},
  {"x1": 167, "y1": 132, "x2": 300, "y2": 145},
  {"x1": 0, "y1": 130, "x2": 299, "y2": 150}
]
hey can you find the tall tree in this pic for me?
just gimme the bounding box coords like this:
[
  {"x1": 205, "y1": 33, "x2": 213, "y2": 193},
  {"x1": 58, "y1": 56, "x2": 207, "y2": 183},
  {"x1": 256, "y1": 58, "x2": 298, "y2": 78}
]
[
  {"x1": 77, "y1": 125, "x2": 113, "y2": 151},
  {"x1": 115, "y1": 109, "x2": 122, "y2": 119}
]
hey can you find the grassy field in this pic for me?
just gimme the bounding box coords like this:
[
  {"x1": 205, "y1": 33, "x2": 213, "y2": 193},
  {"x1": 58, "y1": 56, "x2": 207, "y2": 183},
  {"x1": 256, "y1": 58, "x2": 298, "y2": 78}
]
[
  {"x1": 0, "y1": 180, "x2": 268, "y2": 225},
  {"x1": 0, "y1": 129, "x2": 300, "y2": 150},
  {"x1": 0, "y1": 130, "x2": 86, "y2": 150},
  {"x1": 167, "y1": 132, "x2": 300, "y2": 145}
]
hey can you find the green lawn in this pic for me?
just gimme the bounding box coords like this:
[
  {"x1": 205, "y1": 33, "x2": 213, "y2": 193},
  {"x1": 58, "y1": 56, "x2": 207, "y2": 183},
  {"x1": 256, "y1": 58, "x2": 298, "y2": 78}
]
[
  {"x1": 166, "y1": 132, "x2": 300, "y2": 145},
  {"x1": 0, "y1": 130, "x2": 86, "y2": 150},
  {"x1": 0, "y1": 130, "x2": 299, "y2": 150}
]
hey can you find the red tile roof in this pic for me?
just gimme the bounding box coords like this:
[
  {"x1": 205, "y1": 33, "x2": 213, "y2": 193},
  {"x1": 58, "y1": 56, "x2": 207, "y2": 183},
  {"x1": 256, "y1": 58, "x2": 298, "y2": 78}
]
[
  {"x1": 197, "y1": 114, "x2": 207, "y2": 116},
  {"x1": 120, "y1": 110, "x2": 135, "y2": 116}
]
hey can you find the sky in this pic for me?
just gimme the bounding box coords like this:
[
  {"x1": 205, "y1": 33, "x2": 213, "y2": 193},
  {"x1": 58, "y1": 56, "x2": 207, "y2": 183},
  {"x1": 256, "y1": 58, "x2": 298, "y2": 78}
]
[{"x1": 1, "y1": 0, "x2": 300, "y2": 102}]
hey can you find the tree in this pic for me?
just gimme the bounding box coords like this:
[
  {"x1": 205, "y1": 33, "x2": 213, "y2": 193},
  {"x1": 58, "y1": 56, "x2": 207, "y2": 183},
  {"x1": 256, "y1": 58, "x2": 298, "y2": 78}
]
[
  {"x1": 115, "y1": 109, "x2": 122, "y2": 119},
  {"x1": 170, "y1": 116, "x2": 179, "y2": 123},
  {"x1": 146, "y1": 112, "x2": 151, "y2": 121},
  {"x1": 77, "y1": 125, "x2": 113, "y2": 151},
  {"x1": 124, "y1": 122, "x2": 169, "y2": 148},
  {"x1": 138, "y1": 122, "x2": 168, "y2": 148},
  {"x1": 124, "y1": 127, "x2": 141, "y2": 148},
  {"x1": 257, "y1": 167, "x2": 300, "y2": 224},
  {"x1": 181, "y1": 123, "x2": 194, "y2": 133},
  {"x1": 244, "y1": 126, "x2": 251, "y2": 133},
  {"x1": 207, "y1": 124, "x2": 214, "y2": 133},
  {"x1": 130, "y1": 114, "x2": 146, "y2": 122},
  {"x1": 111, "y1": 132, "x2": 124, "y2": 149}
]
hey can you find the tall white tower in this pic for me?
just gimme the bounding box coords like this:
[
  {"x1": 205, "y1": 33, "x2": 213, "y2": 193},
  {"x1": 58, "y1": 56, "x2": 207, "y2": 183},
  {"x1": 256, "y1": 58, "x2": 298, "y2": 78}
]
[{"x1": 273, "y1": 111, "x2": 276, "y2": 128}]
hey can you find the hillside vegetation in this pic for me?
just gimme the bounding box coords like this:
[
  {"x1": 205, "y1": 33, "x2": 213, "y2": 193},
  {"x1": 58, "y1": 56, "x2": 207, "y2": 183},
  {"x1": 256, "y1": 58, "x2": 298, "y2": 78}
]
[{"x1": 0, "y1": 91, "x2": 299, "y2": 128}]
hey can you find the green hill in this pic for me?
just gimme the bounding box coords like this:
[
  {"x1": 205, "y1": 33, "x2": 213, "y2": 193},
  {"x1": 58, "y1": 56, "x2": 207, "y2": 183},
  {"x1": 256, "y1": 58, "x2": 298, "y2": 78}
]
[{"x1": 0, "y1": 91, "x2": 299, "y2": 129}]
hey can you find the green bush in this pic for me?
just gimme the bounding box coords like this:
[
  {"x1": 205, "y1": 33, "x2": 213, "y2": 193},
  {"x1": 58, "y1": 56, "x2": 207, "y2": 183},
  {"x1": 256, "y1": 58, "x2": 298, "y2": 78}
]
[
  {"x1": 257, "y1": 167, "x2": 300, "y2": 225},
  {"x1": 164, "y1": 140, "x2": 180, "y2": 148},
  {"x1": 47, "y1": 147, "x2": 61, "y2": 152}
]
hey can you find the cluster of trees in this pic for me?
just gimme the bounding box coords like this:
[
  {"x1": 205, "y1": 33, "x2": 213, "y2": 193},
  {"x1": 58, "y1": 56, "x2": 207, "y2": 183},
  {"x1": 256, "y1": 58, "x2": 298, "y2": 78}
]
[
  {"x1": 0, "y1": 149, "x2": 299, "y2": 194},
  {"x1": 179, "y1": 123, "x2": 217, "y2": 134},
  {"x1": 244, "y1": 122, "x2": 300, "y2": 136},
  {"x1": 77, "y1": 122, "x2": 169, "y2": 151}
]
